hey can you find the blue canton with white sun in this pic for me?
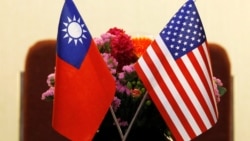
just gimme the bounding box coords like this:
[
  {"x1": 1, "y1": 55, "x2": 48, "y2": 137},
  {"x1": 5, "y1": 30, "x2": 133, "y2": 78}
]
[
  {"x1": 57, "y1": 0, "x2": 92, "y2": 69},
  {"x1": 61, "y1": 16, "x2": 88, "y2": 46}
]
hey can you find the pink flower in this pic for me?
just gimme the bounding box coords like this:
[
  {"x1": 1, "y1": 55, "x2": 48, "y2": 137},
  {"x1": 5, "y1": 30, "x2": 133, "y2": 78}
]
[
  {"x1": 100, "y1": 32, "x2": 113, "y2": 43},
  {"x1": 213, "y1": 77, "x2": 223, "y2": 86},
  {"x1": 115, "y1": 118, "x2": 128, "y2": 127},
  {"x1": 213, "y1": 76, "x2": 223, "y2": 103},
  {"x1": 112, "y1": 96, "x2": 121, "y2": 111},
  {"x1": 122, "y1": 64, "x2": 134, "y2": 73},
  {"x1": 119, "y1": 120, "x2": 128, "y2": 127},
  {"x1": 116, "y1": 81, "x2": 130, "y2": 95},
  {"x1": 93, "y1": 37, "x2": 104, "y2": 46},
  {"x1": 47, "y1": 73, "x2": 55, "y2": 87},
  {"x1": 41, "y1": 87, "x2": 54, "y2": 100},
  {"x1": 116, "y1": 81, "x2": 126, "y2": 93},
  {"x1": 101, "y1": 53, "x2": 118, "y2": 75},
  {"x1": 110, "y1": 68, "x2": 117, "y2": 75},
  {"x1": 125, "y1": 88, "x2": 130, "y2": 95},
  {"x1": 118, "y1": 72, "x2": 125, "y2": 79}
]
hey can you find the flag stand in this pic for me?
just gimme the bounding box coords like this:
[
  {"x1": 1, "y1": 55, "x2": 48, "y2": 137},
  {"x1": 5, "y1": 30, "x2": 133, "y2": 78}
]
[{"x1": 109, "y1": 92, "x2": 148, "y2": 141}]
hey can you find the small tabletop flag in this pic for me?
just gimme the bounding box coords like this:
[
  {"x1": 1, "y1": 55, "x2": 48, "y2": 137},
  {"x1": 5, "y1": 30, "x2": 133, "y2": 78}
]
[
  {"x1": 52, "y1": 0, "x2": 116, "y2": 140},
  {"x1": 134, "y1": 0, "x2": 218, "y2": 141}
]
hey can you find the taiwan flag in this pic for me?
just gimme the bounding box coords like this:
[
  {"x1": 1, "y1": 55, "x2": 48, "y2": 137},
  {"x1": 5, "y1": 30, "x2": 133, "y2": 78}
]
[{"x1": 52, "y1": 0, "x2": 116, "y2": 140}]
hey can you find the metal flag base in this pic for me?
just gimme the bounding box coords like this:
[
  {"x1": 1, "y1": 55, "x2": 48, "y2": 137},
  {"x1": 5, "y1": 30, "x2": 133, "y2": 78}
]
[
  {"x1": 108, "y1": 91, "x2": 174, "y2": 141},
  {"x1": 109, "y1": 92, "x2": 149, "y2": 141}
]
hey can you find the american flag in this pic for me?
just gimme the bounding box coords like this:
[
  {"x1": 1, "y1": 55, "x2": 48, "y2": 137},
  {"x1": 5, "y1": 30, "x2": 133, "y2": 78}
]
[{"x1": 134, "y1": 1, "x2": 218, "y2": 140}]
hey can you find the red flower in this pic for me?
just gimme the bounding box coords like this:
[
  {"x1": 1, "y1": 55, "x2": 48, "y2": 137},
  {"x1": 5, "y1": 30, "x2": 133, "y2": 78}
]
[
  {"x1": 131, "y1": 89, "x2": 141, "y2": 98},
  {"x1": 107, "y1": 27, "x2": 138, "y2": 71},
  {"x1": 107, "y1": 27, "x2": 125, "y2": 35}
]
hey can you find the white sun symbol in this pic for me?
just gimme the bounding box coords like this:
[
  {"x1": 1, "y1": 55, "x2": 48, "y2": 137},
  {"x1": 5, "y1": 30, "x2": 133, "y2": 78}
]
[{"x1": 61, "y1": 16, "x2": 87, "y2": 45}]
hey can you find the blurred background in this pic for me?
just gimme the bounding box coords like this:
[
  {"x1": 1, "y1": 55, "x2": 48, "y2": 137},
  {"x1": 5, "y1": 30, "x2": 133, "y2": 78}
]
[{"x1": 0, "y1": 0, "x2": 248, "y2": 140}]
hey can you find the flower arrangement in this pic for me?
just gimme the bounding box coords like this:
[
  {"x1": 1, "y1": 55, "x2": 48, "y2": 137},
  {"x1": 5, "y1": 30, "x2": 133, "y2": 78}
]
[{"x1": 42, "y1": 27, "x2": 226, "y2": 140}]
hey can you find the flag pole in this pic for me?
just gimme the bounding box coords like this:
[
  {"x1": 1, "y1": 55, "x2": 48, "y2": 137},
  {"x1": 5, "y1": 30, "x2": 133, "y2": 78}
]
[
  {"x1": 109, "y1": 106, "x2": 124, "y2": 139},
  {"x1": 122, "y1": 92, "x2": 148, "y2": 141}
]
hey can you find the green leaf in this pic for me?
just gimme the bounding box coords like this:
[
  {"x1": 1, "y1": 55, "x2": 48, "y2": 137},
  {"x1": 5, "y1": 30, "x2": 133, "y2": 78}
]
[
  {"x1": 218, "y1": 86, "x2": 227, "y2": 96},
  {"x1": 126, "y1": 82, "x2": 132, "y2": 89}
]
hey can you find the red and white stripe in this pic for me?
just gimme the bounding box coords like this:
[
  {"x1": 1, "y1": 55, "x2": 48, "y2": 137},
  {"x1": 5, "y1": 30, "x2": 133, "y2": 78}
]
[{"x1": 134, "y1": 35, "x2": 218, "y2": 141}]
